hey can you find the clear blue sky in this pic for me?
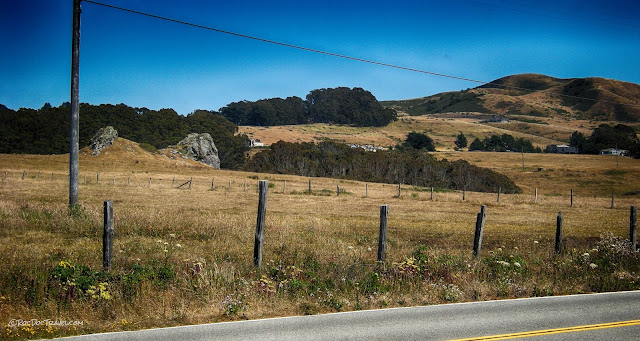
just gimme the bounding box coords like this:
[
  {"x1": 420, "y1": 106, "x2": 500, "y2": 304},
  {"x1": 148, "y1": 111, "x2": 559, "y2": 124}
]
[{"x1": 1, "y1": 0, "x2": 639, "y2": 115}]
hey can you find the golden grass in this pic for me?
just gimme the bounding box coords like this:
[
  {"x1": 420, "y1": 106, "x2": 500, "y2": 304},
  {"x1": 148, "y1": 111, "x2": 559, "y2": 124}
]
[
  {"x1": 1, "y1": 140, "x2": 639, "y2": 338},
  {"x1": 436, "y1": 151, "x2": 640, "y2": 196},
  {"x1": 239, "y1": 112, "x2": 640, "y2": 152},
  {"x1": 238, "y1": 113, "x2": 569, "y2": 151}
]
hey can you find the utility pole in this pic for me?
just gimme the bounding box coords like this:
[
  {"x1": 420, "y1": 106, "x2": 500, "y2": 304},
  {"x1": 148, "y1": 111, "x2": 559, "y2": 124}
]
[{"x1": 69, "y1": 0, "x2": 81, "y2": 207}]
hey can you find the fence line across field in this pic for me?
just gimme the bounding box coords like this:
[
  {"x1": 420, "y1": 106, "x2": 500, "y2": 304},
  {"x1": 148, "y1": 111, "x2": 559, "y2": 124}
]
[
  {"x1": 3, "y1": 169, "x2": 639, "y2": 209},
  {"x1": 97, "y1": 181, "x2": 639, "y2": 271}
]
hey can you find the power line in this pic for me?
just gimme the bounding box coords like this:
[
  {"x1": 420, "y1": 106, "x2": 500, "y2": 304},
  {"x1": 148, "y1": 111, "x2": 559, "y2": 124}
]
[{"x1": 83, "y1": 0, "x2": 639, "y2": 109}]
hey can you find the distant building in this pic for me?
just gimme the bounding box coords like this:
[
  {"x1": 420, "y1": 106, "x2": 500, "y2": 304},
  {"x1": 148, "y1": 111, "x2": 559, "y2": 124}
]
[
  {"x1": 548, "y1": 144, "x2": 578, "y2": 154},
  {"x1": 485, "y1": 115, "x2": 510, "y2": 123},
  {"x1": 249, "y1": 138, "x2": 265, "y2": 148},
  {"x1": 600, "y1": 148, "x2": 628, "y2": 156},
  {"x1": 348, "y1": 143, "x2": 387, "y2": 152}
]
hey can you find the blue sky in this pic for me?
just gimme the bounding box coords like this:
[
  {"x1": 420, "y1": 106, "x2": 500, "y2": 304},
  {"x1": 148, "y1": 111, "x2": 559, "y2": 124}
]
[{"x1": 1, "y1": 0, "x2": 639, "y2": 115}]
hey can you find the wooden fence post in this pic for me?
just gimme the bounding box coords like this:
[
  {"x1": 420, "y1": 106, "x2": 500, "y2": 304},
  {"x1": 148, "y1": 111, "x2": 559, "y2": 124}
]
[
  {"x1": 497, "y1": 187, "x2": 501, "y2": 202},
  {"x1": 254, "y1": 180, "x2": 268, "y2": 268},
  {"x1": 365, "y1": 183, "x2": 368, "y2": 198},
  {"x1": 610, "y1": 189, "x2": 615, "y2": 209},
  {"x1": 244, "y1": 179, "x2": 247, "y2": 192},
  {"x1": 463, "y1": 187, "x2": 466, "y2": 201},
  {"x1": 189, "y1": 177, "x2": 192, "y2": 190},
  {"x1": 337, "y1": 184, "x2": 340, "y2": 196},
  {"x1": 127, "y1": 176, "x2": 130, "y2": 186},
  {"x1": 631, "y1": 206, "x2": 637, "y2": 252},
  {"x1": 555, "y1": 212, "x2": 563, "y2": 255},
  {"x1": 473, "y1": 205, "x2": 487, "y2": 258},
  {"x1": 308, "y1": 180, "x2": 312, "y2": 194},
  {"x1": 228, "y1": 180, "x2": 231, "y2": 191},
  {"x1": 4, "y1": 171, "x2": 7, "y2": 180},
  {"x1": 398, "y1": 183, "x2": 401, "y2": 197},
  {"x1": 172, "y1": 178, "x2": 175, "y2": 187},
  {"x1": 210, "y1": 177, "x2": 214, "y2": 190},
  {"x1": 570, "y1": 189, "x2": 573, "y2": 207},
  {"x1": 96, "y1": 173, "x2": 99, "y2": 184},
  {"x1": 283, "y1": 180, "x2": 286, "y2": 193},
  {"x1": 534, "y1": 188, "x2": 538, "y2": 203},
  {"x1": 113, "y1": 176, "x2": 116, "y2": 185},
  {"x1": 148, "y1": 177, "x2": 152, "y2": 188},
  {"x1": 37, "y1": 172, "x2": 40, "y2": 180},
  {"x1": 431, "y1": 187, "x2": 434, "y2": 200},
  {"x1": 378, "y1": 205, "x2": 389, "y2": 262},
  {"x1": 103, "y1": 200, "x2": 114, "y2": 271},
  {"x1": 52, "y1": 173, "x2": 55, "y2": 182},
  {"x1": 22, "y1": 171, "x2": 25, "y2": 180}
]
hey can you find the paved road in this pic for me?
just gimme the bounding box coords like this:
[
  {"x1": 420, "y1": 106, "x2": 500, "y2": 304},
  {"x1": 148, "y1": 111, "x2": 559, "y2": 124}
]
[{"x1": 60, "y1": 291, "x2": 640, "y2": 340}]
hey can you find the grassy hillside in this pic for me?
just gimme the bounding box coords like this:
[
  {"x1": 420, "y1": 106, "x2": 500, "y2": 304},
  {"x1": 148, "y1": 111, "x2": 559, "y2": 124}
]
[
  {"x1": 239, "y1": 112, "x2": 628, "y2": 151},
  {"x1": 382, "y1": 74, "x2": 640, "y2": 122},
  {"x1": 1, "y1": 139, "x2": 640, "y2": 338}
]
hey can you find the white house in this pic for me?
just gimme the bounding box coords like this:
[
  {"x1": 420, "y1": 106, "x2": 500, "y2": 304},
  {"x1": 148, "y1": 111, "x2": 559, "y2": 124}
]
[
  {"x1": 249, "y1": 138, "x2": 265, "y2": 148},
  {"x1": 600, "y1": 148, "x2": 628, "y2": 156}
]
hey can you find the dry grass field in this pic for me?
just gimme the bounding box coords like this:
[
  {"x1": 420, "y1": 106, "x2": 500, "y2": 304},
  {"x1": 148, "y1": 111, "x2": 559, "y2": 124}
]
[
  {"x1": 239, "y1": 112, "x2": 638, "y2": 152},
  {"x1": 1, "y1": 139, "x2": 639, "y2": 339}
]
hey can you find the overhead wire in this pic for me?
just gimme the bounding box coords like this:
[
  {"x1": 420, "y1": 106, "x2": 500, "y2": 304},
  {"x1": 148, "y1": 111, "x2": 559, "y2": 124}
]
[{"x1": 83, "y1": 0, "x2": 640, "y2": 109}]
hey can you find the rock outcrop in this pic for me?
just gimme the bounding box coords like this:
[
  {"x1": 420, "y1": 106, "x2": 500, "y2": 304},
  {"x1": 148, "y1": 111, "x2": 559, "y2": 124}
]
[
  {"x1": 89, "y1": 126, "x2": 118, "y2": 155},
  {"x1": 171, "y1": 133, "x2": 220, "y2": 168}
]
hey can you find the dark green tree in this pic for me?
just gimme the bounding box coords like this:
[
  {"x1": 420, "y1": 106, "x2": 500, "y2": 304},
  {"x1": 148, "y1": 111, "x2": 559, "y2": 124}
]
[
  {"x1": 454, "y1": 132, "x2": 468, "y2": 149},
  {"x1": 569, "y1": 131, "x2": 588, "y2": 153},
  {"x1": 403, "y1": 132, "x2": 436, "y2": 151},
  {"x1": 469, "y1": 138, "x2": 485, "y2": 151}
]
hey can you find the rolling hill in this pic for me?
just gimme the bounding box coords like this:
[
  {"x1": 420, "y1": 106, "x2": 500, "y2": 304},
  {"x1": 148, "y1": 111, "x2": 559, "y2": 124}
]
[{"x1": 381, "y1": 73, "x2": 640, "y2": 122}]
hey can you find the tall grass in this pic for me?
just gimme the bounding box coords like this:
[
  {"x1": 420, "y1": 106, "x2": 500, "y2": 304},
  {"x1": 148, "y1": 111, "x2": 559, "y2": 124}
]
[{"x1": 0, "y1": 150, "x2": 639, "y2": 339}]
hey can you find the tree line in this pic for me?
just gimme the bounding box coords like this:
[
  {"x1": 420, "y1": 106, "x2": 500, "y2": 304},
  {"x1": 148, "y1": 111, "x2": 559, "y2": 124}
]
[
  {"x1": 566, "y1": 124, "x2": 640, "y2": 158},
  {"x1": 0, "y1": 103, "x2": 249, "y2": 169},
  {"x1": 245, "y1": 140, "x2": 521, "y2": 193},
  {"x1": 220, "y1": 87, "x2": 397, "y2": 127},
  {"x1": 468, "y1": 134, "x2": 541, "y2": 153}
]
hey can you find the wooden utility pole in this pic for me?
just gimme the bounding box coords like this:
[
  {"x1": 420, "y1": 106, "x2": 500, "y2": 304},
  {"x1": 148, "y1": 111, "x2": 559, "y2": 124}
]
[{"x1": 69, "y1": 0, "x2": 81, "y2": 207}]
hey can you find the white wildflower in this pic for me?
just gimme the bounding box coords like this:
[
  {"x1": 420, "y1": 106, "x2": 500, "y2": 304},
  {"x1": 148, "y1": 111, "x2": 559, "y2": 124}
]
[{"x1": 589, "y1": 263, "x2": 598, "y2": 269}]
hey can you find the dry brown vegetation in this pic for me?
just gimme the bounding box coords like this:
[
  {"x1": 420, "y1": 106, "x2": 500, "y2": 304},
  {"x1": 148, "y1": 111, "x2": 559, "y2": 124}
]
[
  {"x1": 240, "y1": 112, "x2": 639, "y2": 152},
  {"x1": 1, "y1": 140, "x2": 639, "y2": 339}
]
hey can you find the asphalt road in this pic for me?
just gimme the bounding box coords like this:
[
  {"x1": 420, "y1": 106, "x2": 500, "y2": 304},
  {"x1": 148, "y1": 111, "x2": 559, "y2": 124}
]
[{"x1": 60, "y1": 291, "x2": 640, "y2": 340}]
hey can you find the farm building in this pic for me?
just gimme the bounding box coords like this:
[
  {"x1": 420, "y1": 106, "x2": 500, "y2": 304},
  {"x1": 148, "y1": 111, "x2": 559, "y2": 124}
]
[
  {"x1": 547, "y1": 144, "x2": 578, "y2": 154},
  {"x1": 600, "y1": 148, "x2": 628, "y2": 156},
  {"x1": 249, "y1": 138, "x2": 265, "y2": 147}
]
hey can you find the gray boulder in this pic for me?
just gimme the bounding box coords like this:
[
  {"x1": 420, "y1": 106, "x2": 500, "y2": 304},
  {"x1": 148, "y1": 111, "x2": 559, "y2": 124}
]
[
  {"x1": 89, "y1": 126, "x2": 118, "y2": 155},
  {"x1": 172, "y1": 133, "x2": 220, "y2": 168}
]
